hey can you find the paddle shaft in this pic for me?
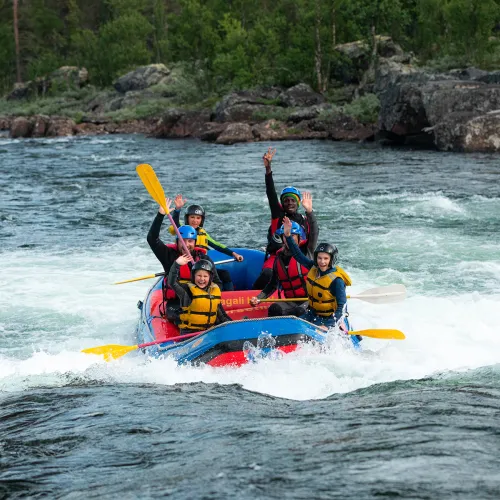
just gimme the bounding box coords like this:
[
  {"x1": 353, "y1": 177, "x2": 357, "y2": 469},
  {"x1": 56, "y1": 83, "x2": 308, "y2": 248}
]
[
  {"x1": 113, "y1": 259, "x2": 236, "y2": 285},
  {"x1": 165, "y1": 211, "x2": 194, "y2": 263},
  {"x1": 138, "y1": 331, "x2": 202, "y2": 349}
]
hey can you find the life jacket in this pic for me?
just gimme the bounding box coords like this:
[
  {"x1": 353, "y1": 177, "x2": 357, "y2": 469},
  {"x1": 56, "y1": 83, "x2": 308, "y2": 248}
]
[
  {"x1": 305, "y1": 266, "x2": 352, "y2": 317},
  {"x1": 178, "y1": 282, "x2": 222, "y2": 331},
  {"x1": 195, "y1": 227, "x2": 209, "y2": 251},
  {"x1": 274, "y1": 248, "x2": 309, "y2": 299},
  {"x1": 162, "y1": 244, "x2": 207, "y2": 301}
]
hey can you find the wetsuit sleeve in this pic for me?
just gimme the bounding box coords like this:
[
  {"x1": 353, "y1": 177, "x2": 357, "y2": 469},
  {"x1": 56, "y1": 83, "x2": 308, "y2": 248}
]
[
  {"x1": 206, "y1": 232, "x2": 234, "y2": 257},
  {"x1": 167, "y1": 262, "x2": 191, "y2": 306},
  {"x1": 216, "y1": 303, "x2": 232, "y2": 324},
  {"x1": 265, "y1": 172, "x2": 282, "y2": 218},
  {"x1": 305, "y1": 210, "x2": 319, "y2": 259},
  {"x1": 168, "y1": 209, "x2": 181, "y2": 235},
  {"x1": 147, "y1": 212, "x2": 173, "y2": 272},
  {"x1": 285, "y1": 235, "x2": 314, "y2": 270},
  {"x1": 331, "y1": 278, "x2": 347, "y2": 320},
  {"x1": 257, "y1": 262, "x2": 279, "y2": 298}
]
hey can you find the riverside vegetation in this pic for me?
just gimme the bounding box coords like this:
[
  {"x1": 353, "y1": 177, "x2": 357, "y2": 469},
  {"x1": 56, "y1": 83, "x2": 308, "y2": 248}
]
[{"x1": 2, "y1": 0, "x2": 500, "y2": 151}]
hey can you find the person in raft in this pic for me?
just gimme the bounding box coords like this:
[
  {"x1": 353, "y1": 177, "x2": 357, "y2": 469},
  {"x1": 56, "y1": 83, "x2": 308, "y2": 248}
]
[
  {"x1": 147, "y1": 199, "x2": 222, "y2": 323},
  {"x1": 282, "y1": 216, "x2": 357, "y2": 339},
  {"x1": 168, "y1": 256, "x2": 232, "y2": 333},
  {"x1": 252, "y1": 147, "x2": 310, "y2": 289},
  {"x1": 249, "y1": 191, "x2": 318, "y2": 317},
  {"x1": 168, "y1": 195, "x2": 244, "y2": 291}
]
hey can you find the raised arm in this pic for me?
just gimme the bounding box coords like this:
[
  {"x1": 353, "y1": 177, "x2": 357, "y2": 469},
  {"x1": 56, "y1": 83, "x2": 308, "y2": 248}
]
[
  {"x1": 263, "y1": 148, "x2": 282, "y2": 218},
  {"x1": 167, "y1": 256, "x2": 191, "y2": 304},
  {"x1": 168, "y1": 194, "x2": 187, "y2": 235},
  {"x1": 301, "y1": 191, "x2": 318, "y2": 258},
  {"x1": 283, "y1": 217, "x2": 314, "y2": 270}
]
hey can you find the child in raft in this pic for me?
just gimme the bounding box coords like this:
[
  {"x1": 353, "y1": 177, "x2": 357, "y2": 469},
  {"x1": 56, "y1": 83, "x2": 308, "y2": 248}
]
[
  {"x1": 167, "y1": 254, "x2": 232, "y2": 333},
  {"x1": 281, "y1": 216, "x2": 360, "y2": 343}
]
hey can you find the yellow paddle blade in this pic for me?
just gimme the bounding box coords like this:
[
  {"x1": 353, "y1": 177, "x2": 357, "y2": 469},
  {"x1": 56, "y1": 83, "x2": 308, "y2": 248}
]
[
  {"x1": 114, "y1": 273, "x2": 157, "y2": 285},
  {"x1": 136, "y1": 163, "x2": 169, "y2": 214},
  {"x1": 81, "y1": 344, "x2": 139, "y2": 361},
  {"x1": 350, "y1": 329, "x2": 405, "y2": 340}
]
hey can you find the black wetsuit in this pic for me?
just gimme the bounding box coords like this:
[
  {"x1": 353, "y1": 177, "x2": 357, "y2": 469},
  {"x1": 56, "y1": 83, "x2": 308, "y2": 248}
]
[{"x1": 147, "y1": 212, "x2": 222, "y2": 320}]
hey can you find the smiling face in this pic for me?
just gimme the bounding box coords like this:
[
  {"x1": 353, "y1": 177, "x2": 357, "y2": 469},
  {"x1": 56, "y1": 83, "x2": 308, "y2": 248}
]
[
  {"x1": 187, "y1": 214, "x2": 202, "y2": 228},
  {"x1": 282, "y1": 196, "x2": 298, "y2": 214},
  {"x1": 194, "y1": 269, "x2": 211, "y2": 288},
  {"x1": 316, "y1": 252, "x2": 331, "y2": 271},
  {"x1": 178, "y1": 238, "x2": 196, "y2": 252}
]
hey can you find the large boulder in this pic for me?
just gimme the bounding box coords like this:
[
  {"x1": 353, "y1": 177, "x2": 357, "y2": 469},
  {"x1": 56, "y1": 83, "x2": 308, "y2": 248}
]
[
  {"x1": 375, "y1": 59, "x2": 500, "y2": 151},
  {"x1": 5, "y1": 67, "x2": 87, "y2": 100},
  {"x1": 422, "y1": 81, "x2": 500, "y2": 125},
  {"x1": 49, "y1": 66, "x2": 88, "y2": 89},
  {"x1": 45, "y1": 117, "x2": 76, "y2": 136},
  {"x1": 278, "y1": 83, "x2": 324, "y2": 107},
  {"x1": 114, "y1": 64, "x2": 171, "y2": 93},
  {"x1": 215, "y1": 123, "x2": 253, "y2": 144},
  {"x1": 333, "y1": 36, "x2": 408, "y2": 84},
  {"x1": 0, "y1": 116, "x2": 11, "y2": 130},
  {"x1": 214, "y1": 88, "x2": 282, "y2": 122},
  {"x1": 10, "y1": 117, "x2": 33, "y2": 138},
  {"x1": 153, "y1": 108, "x2": 211, "y2": 138}
]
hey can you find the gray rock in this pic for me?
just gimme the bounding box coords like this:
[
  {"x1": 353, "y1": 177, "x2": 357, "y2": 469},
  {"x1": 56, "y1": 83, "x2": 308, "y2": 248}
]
[
  {"x1": 278, "y1": 83, "x2": 325, "y2": 108},
  {"x1": 432, "y1": 112, "x2": 500, "y2": 152},
  {"x1": 49, "y1": 66, "x2": 89, "y2": 88},
  {"x1": 287, "y1": 104, "x2": 330, "y2": 123},
  {"x1": 114, "y1": 64, "x2": 171, "y2": 93},
  {"x1": 215, "y1": 122, "x2": 253, "y2": 144},
  {"x1": 448, "y1": 67, "x2": 489, "y2": 81},
  {"x1": 477, "y1": 71, "x2": 500, "y2": 85},
  {"x1": 214, "y1": 88, "x2": 283, "y2": 122}
]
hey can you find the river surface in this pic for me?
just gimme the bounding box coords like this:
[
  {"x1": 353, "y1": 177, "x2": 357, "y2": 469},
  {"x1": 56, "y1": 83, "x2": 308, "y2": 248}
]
[{"x1": 1, "y1": 135, "x2": 499, "y2": 498}]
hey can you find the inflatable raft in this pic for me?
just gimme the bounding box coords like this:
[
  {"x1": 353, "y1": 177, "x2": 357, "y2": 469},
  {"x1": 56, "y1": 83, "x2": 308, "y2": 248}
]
[{"x1": 135, "y1": 248, "x2": 356, "y2": 366}]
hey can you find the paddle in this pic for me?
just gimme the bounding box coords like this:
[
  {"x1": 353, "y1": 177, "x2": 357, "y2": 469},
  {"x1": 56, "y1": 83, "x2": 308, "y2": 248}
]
[
  {"x1": 136, "y1": 163, "x2": 193, "y2": 263},
  {"x1": 82, "y1": 331, "x2": 203, "y2": 361},
  {"x1": 113, "y1": 258, "x2": 236, "y2": 285},
  {"x1": 259, "y1": 284, "x2": 407, "y2": 304},
  {"x1": 347, "y1": 328, "x2": 405, "y2": 340}
]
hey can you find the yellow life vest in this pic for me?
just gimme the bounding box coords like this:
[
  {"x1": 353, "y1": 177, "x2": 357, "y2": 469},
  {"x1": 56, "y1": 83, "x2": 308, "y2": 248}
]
[
  {"x1": 305, "y1": 266, "x2": 352, "y2": 317},
  {"x1": 194, "y1": 228, "x2": 208, "y2": 250},
  {"x1": 178, "y1": 282, "x2": 222, "y2": 331}
]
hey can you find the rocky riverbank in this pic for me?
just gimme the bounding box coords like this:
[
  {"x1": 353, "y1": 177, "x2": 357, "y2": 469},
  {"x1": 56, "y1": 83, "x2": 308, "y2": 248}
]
[{"x1": 2, "y1": 38, "x2": 500, "y2": 152}]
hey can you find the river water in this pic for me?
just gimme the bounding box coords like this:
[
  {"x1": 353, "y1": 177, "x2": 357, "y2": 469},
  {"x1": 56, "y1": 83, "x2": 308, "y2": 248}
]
[{"x1": 1, "y1": 135, "x2": 499, "y2": 498}]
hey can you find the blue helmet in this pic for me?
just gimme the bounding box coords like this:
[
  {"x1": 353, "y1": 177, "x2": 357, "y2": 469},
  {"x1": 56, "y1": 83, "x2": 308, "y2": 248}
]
[
  {"x1": 275, "y1": 221, "x2": 306, "y2": 243},
  {"x1": 280, "y1": 186, "x2": 301, "y2": 206},
  {"x1": 177, "y1": 225, "x2": 197, "y2": 240}
]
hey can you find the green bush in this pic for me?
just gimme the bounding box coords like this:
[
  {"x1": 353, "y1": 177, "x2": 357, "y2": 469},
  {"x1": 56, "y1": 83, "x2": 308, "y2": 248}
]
[{"x1": 343, "y1": 94, "x2": 380, "y2": 124}]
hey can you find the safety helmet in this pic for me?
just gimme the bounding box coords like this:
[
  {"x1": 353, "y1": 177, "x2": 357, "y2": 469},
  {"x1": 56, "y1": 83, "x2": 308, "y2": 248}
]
[
  {"x1": 280, "y1": 186, "x2": 301, "y2": 207},
  {"x1": 191, "y1": 258, "x2": 215, "y2": 283},
  {"x1": 177, "y1": 225, "x2": 197, "y2": 240},
  {"x1": 275, "y1": 221, "x2": 305, "y2": 243},
  {"x1": 184, "y1": 204, "x2": 205, "y2": 227},
  {"x1": 314, "y1": 243, "x2": 338, "y2": 268}
]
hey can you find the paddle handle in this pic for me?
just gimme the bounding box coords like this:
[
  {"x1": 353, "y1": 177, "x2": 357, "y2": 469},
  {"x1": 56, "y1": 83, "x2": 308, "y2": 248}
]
[{"x1": 138, "y1": 331, "x2": 202, "y2": 349}]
